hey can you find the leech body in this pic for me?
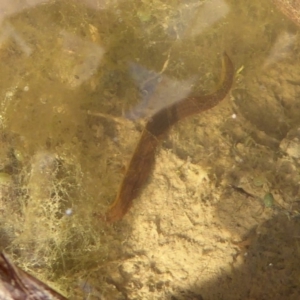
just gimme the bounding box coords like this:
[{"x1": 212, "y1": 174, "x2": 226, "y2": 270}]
[{"x1": 106, "y1": 52, "x2": 234, "y2": 222}]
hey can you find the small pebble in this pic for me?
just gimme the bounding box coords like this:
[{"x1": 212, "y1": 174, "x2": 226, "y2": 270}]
[
  {"x1": 65, "y1": 208, "x2": 73, "y2": 216},
  {"x1": 253, "y1": 176, "x2": 265, "y2": 187},
  {"x1": 6, "y1": 91, "x2": 13, "y2": 97},
  {"x1": 263, "y1": 193, "x2": 274, "y2": 208}
]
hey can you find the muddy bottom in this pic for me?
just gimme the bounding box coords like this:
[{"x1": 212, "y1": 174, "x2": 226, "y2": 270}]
[{"x1": 0, "y1": 0, "x2": 300, "y2": 299}]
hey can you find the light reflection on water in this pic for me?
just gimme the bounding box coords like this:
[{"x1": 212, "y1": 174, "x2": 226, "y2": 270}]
[{"x1": 0, "y1": 0, "x2": 300, "y2": 299}]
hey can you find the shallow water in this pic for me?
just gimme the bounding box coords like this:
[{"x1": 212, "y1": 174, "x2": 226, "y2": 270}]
[{"x1": 1, "y1": 1, "x2": 300, "y2": 299}]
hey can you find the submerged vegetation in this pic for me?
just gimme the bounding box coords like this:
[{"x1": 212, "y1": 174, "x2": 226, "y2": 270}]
[{"x1": 0, "y1": 0, "x2": 300, "y2": 298}]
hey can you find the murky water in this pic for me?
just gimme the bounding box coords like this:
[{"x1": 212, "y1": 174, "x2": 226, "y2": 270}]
[{"x1": 0, "y1": 0, "x2": 300, "y2": 299}]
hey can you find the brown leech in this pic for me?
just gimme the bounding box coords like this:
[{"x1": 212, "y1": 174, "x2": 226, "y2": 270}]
[{"x1": 106, "y1": 52, "x2": 234, "y2": 222}]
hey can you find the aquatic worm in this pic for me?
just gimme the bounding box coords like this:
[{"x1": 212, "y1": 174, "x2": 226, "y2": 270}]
[{"x1": 106, "y1": 52, "x2": 234, "y2": 222}]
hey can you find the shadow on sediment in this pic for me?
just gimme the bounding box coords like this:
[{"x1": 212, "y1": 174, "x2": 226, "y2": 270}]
[{"x1": 170, "y1": 213, "x2": 300, "y2": 300}]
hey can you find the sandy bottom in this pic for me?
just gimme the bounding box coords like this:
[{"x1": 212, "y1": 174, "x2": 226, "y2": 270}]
[{"x1": 0, "y1": 1, "x2": 300, "y2": 300}]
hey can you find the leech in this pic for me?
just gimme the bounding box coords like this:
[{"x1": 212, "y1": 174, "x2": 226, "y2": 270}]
[{"x1": 106, "y1": 52, "x2": 234, "y2": 222}]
